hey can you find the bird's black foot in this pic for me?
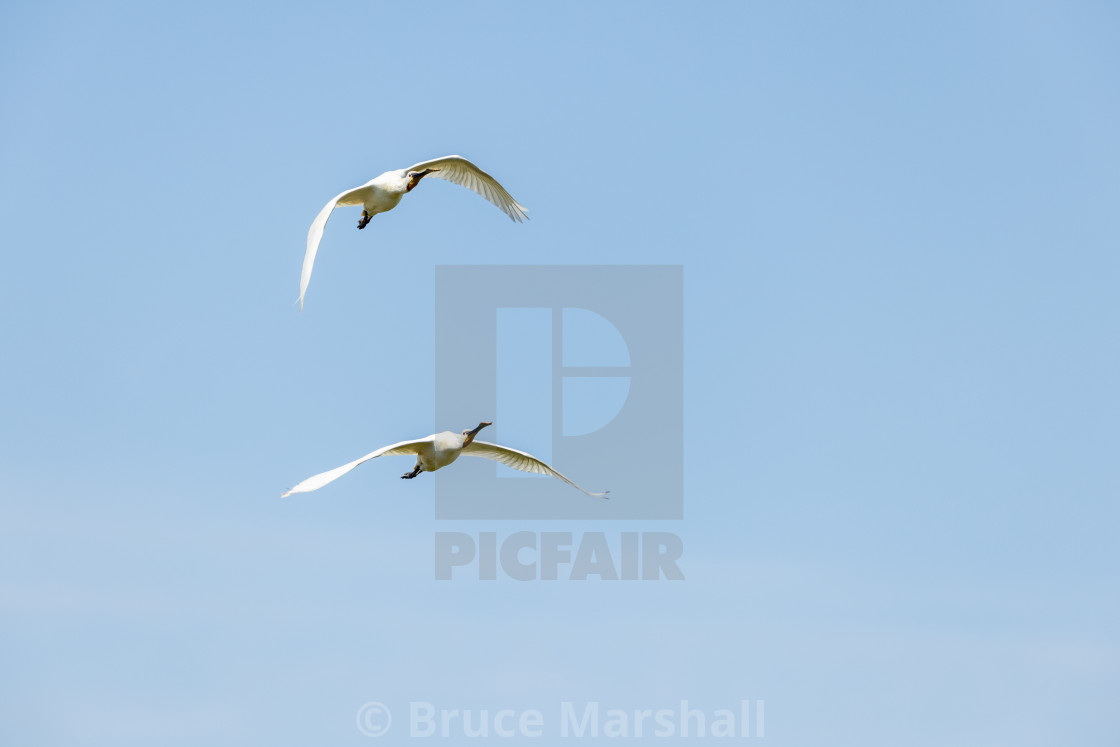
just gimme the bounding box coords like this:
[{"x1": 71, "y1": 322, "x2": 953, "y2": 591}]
[
  {"x1": 357, "y1": 213, "x2": 371, "y2": 230},
  {"x1": 401, "y1": 466, "x2": 422, "y2": 480}
]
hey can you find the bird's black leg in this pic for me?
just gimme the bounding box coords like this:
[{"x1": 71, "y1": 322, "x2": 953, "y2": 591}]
[
  {"x1": 357, "y1": 210, "x2": 371, "y2": 230},
  {"x1": 401, "y1": 464, "x2": 422, "y2": 480}
]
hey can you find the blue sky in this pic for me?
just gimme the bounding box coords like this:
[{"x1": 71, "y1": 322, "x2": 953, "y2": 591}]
[{"x1": 1, "y1": 1, "x2": 1118, "y2": 744}]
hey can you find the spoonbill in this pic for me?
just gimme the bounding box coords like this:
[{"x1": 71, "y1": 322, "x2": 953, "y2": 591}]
[
  {"x1": 299, "y1": 155, "x2": 528, "y2": 309},
  {"x1": 281, "y1": 422, "x2": 608, "y2": 499}
]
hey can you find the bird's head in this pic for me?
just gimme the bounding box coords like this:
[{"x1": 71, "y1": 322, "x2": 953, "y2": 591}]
[
  {"x1": 405, "y1": 168, "x2": 438, "y2": 192},
  {"x1": 461, "y1": 421, "x2": 492, "y2": 446}
]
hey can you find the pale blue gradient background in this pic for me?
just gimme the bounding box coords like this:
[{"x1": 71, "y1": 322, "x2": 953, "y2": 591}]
[{"x1": 2, "y1": 1, "x2": 1118, "y2": 744}]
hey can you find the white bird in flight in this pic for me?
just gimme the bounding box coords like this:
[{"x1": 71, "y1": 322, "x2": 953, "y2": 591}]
[
  {"x1": 282, "y1": 422, "x2": 608, "y2": 499},
  {"x1": 299, "y1": 155, "x2": 528, "y2": 309}
]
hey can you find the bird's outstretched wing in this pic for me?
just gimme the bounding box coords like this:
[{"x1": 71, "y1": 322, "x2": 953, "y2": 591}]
[
  {"x1": 300, "y1": 184, "x2": 372, "y2": 310},
  {"x1": 405, "y1": 155, "x2": 529, "y2": 223},
  {"x1": 461, "y1": 440, "x2": 608, "y2": 499},
  {"x1": 281, "y1": 437, "x2": 430, "y2": 497}
]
